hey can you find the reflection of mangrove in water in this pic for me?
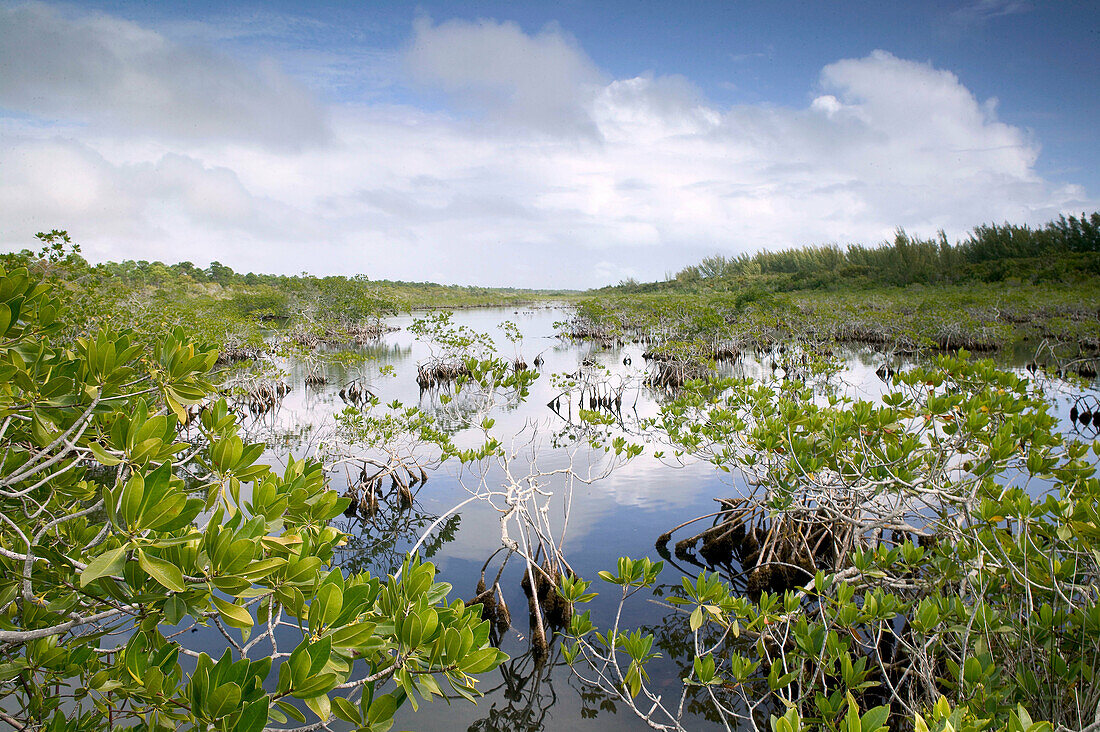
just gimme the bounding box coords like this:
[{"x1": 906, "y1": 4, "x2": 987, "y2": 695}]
[
  {"x1": 333, "y1": 504, "x2": 461, "y2": 577},
  {"x1": 241, "y1": 413, "x2": 320, "y2": 455},
  {"x1": 1070, "y1": 394, "x2": 1100, "y2": 436},
  {"x1": 331, "y1": 454, "x2": 456, "y2": 575},
  {"x1": 340, "y1": 455, "x2": 430, "y2": 516},
  {"x1": 415, "y1": 380, "x2": 528, "y2": 433},
  {"x1": 355, "y1": 340, "x2": 415, "y2": 363},
  {"x1": 466, "y1": 644, "x2": 568, "y2": 732}
]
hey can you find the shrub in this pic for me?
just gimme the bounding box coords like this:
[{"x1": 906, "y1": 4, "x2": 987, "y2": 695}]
[{"x1": 0, "y1": 266, "x2": 504, "y2": 731}]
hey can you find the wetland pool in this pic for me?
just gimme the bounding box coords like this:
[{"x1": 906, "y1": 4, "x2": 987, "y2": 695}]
[{"x1": 219, "y1": 305, "x2": 1097, "y2": 731}]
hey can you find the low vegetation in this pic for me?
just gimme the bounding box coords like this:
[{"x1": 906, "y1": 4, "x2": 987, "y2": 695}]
[
  {"x1": 0, "y1": 265, "x2": 505, "y2": 730},
  {"x1": 559, "y1": 356, "x2": 1100, "y2": 731},
  {"x1": 1, "y1": 211, "x2": 1097, "y2": 731},
  {"x1": 627, "y1": 212, "x2": 1099, "y2": 292}
]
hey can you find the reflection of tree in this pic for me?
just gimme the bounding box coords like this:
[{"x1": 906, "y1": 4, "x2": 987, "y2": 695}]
[
  {"x1": 332, "y1": 500, "x2": 461, "y2": 577},
  {"x1": 465, "y1": 643, "x2": 567, "y2": 732},
  {"x1": 416, "y1": 384, "x2": 526, "y2": 433},
  {"x1": 238, "y1": 410, "x2": 319, "y2": 455},
  {"x1": 352, "y1": 340, "x2": 413, "y2": 365},
  {"x1": 575, "y1": 683, "x2": 619, "y2": 721}
]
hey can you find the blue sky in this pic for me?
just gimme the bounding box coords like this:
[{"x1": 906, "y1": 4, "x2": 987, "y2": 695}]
[{"x1": 0, "y1": 0, "x2": 1096, "y2": 287}]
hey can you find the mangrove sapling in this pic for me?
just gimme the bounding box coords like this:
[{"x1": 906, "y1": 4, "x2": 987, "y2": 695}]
[
  {"x1": 560, "y1": 354, "x2": 1100, "y2": 730},
  {"x1": 327, "y1": 394, "x2": 450, "y2": 511},
  {"x1": 218, "y1": 361, "x2": 293, "y2": 419},
  {"x1": 440, "y1": 374, "x2": 628, "y2": 659},
  {"x1": 409, "y1": 311, "x2": 493, "y2": 392},
  {"x1": 385, "y1": 317, "x2": 648, "y2": 659},
  {"x1": 0, "y1": 266, "x2": 507, "y2": 732}
]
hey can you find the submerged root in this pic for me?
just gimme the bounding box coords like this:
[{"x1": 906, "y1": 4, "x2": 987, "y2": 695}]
[
  {"x1": 416, "y1": 361, "x2": 471, "y2": 390},
  {"x1": 517, "y1": 559, "x2": 573, "y2": 661},
  {"x1": 339, "y1": 378, "x2": 375, "y2": 406},
  {"x1": 340, "y1": 459, "x2": 429, "y2": 517},
  {"x1": 647, "y1": 358, "x2": 710, "y2": 390},
  {"x1": 664, "y1": 501, "x2": 851, "y2": 598}
]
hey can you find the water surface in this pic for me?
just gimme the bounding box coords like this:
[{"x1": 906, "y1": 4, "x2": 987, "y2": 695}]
[{"x1": 237, "y1": 305, "x2": 1097, "y2": 731}]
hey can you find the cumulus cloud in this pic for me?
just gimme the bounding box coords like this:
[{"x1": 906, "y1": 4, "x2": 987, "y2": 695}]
[
  {"x1": 405, "y1": 16, "x2": 605, "y2": 137},
  {"x1": 0, "y1": 1, "x2": 329, "y2": 148},
  {"x1": 0, "y1": 131, "x2": 326, "y2": 267},
  {"x1": 0, "y1": 7, "x2": 1092, "y2": 288}
]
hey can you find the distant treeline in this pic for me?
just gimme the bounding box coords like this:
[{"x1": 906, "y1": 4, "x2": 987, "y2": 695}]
[
  {"x1": 0, "y1": 234, "x2": 571, "y2": 349},
  {"x1": 83, "y1": 259, "x2": 558, "y2": 318},
  {"x1": 91, "y1": 259, "x2": 551, "y2": 300},
  {"x1": 632, "y1": 212, "x2": 1100, "y2": 293},
  {"x1": 88, "y1": 258, "x2": 546, "y2": 295},
  {"x1": 0, "y1": 239, "x2": 568, "y2": 324}
]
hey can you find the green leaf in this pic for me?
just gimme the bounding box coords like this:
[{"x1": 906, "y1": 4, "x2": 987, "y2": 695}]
[
  {"x1": 367, "y1": 692, "x2": 400, "y2": 725},
  {"x1": 80, "y1": 548, "x2": 128, "y2": 587},
  {"x1": 234, "y1": 697, "x2": 269, "y2": 732},
  {"x1": 332, "y1": 696, "x2": 362, "y2": 724},
  {"x1": 861, "y1": 705, "x2": 891, "y2": 732},
  {"x1": 138, "y1": 549, "x2": 187, "y2": 592},
  {"x1": 689, "y1": 606, "x2": 704, "y2": 632},
  {"x1": 206, "y1": 682, "x2": 242, "y2": 719},
  {"x1": 164, "y1": 595, "x2": 187, "y2": 625},
  {"x1": 460, "y1": 647, "x2": 505, "y2": 674},
  {"x1": 165, "y1": 392, "x2": 188, "y2": 424},
  {"x1": 844, "y1": 692, "x2": 860, "y2": 732},
  {"x1": 88, "y1": 441, "x2": 122, "y2": 466},
  {"x1": 294, "y1": 673, "x2": 338, "y2": 699},
  {"x1": 275, "y1": 699, "x2": 306, "y2": 723},
  {"x1": 120, "y1": 472, "x2": 144, "y2": 527},
  {"x1": 139, "y1": 493, "x2": 188, "y2": 532},
  {"x1": 212, "y1": 596, "x2": 253, "y2": 630},
  {"x1": 318, "y1": 583, "x2": 343, "y2": 626},
  {"x1": 304, "y1": 693, "x2": 331, "y2": 722},
  {"x1": 329, "y1": 622, "x2": 378, "y2": 649}
]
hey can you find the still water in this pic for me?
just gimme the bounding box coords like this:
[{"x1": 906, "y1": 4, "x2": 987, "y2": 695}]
[{"x1": 232, "y1": 305, "x2": 1097, "y2": 731}]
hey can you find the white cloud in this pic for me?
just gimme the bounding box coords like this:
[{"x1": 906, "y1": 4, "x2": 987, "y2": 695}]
[
  {"x1": 405, "y1": 16, "x2": 605, "y2": 137},
  {"x1": 0, "y1": 1, "x2": 329, "y2": 148},
  {"x1": 950, "y1": 0, "x2": 1032, "y2": 27},
  {"x1": 0, "y1": 7, "x2": 1093, "y2": 288}
]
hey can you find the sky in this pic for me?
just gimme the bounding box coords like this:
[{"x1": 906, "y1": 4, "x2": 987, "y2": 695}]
[{"x1": 0, "y1": 0, "x2": 1097, "y2": 289}]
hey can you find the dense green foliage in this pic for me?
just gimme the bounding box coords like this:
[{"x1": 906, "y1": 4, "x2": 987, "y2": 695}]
[
  {"x1": 635, "y1": 212, "x2": 1100, "y2": 293},
  {"x1": 570, "y1": 212, "x2": 1100, "y2": 363},
  {"x1": 558, "y1": 355, "x2": 1100, "y2": 731},
  {"x1": 0, "y1": 265, "x2": 505, "y2": 730}
]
